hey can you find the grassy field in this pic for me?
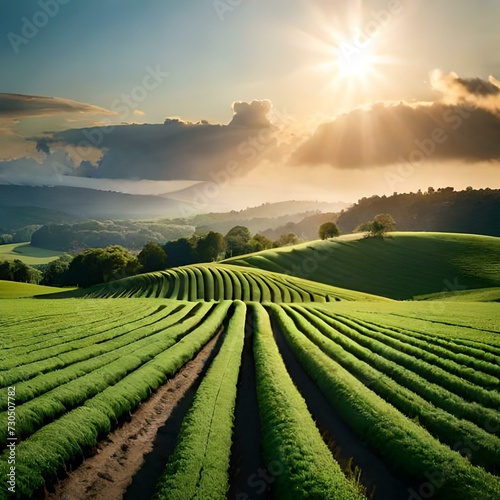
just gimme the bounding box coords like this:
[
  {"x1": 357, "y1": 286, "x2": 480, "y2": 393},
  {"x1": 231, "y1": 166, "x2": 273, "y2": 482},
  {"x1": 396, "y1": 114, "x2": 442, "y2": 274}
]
[
  {"x1": 224, "y1": 232, "x2": 500, "y2": 299},
  {"x1": 0, "y1": 242, "x2": 66, "y2": 265},
  {"x1": 0, "y1": 280, "x2": 74, "y2": 299},
  {"x1": 0, "y1": 296, "x2": 499, "y2": 498},
  {"x1": 415, "y1": 287, "x2": 500, "y2": 302},
  {"x1": 1, "y1": 231, "x2": 499, "y2": 498}
]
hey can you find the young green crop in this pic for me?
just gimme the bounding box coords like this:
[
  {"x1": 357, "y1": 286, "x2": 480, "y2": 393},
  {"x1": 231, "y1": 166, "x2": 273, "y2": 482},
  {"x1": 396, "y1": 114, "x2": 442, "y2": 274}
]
[
  {"x1": 307, "y1": 307, "x2": 500, "y2": 438},
  {"x1": 0, "y1": 304, "x2": 194, "y2": 410},
  {"x1": 0, "y1": 301, "x2": 232, "y2": 498},
  {"x1": 341, "y1": 313, "x2": 500, "y2": 377},
  {"x1": 287, "y1": 305, "x2": 500, "y2": 471},
  {"x1": 0, "y1": 303, "x2": 203, "y2": 388},
  {"x1": 271, "y1": 304, "x2": 500, "y2": 499},
  {"x1": 154, "y1": 301, "x2": 246, "y2": 499},
  {"x1": 328, "y1": 313, "x2": 499, "y2": 388},
  {"x1": 0, "y1": 303, "x2": 215, "y2": 444},
  {"x1": 310, "y1": 308, "x2": 500, "y2": 412},
  {"x1": 253, "y1": 303, "x2": 365, "y2": 499}
]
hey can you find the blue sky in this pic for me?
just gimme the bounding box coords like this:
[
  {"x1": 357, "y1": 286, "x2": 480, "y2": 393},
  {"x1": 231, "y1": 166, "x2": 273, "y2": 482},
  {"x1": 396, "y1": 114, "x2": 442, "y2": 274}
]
[
  {"x1": 1, "y1": 0, "x2": 500, "y2": 205},
  {"x1": 2, "y1": 0, "x2": 499, "y2": 123}
]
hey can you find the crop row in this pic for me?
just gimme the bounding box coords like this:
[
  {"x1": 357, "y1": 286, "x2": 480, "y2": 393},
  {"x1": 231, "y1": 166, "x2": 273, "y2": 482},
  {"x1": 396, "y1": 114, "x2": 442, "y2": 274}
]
[
  {"x1": 84, "y1": 264, "x2": 376, "y2": 303},
  {"x1": 1, "y1": 299, "x2": 499, "y2": 498},
  {"x1": 271, "y1": 304, "x2": 500, "y2": 499},
  {"x1": 0, "y1": 303, "x2": 205, "y2": 389},
  {"x1": 320, "y1": 311, "x2": 500, "y2": 387},
  {"x1": 343, "y1": 313, "x2": 500, "y2": 371},
  {"x1": 251, "y1": 303, "x2": 364, "y2": 499},
  {"x1": 284, "y1": 305, "x2": 500, "y2": 471},
  {"x1": 309, "y1": 308, "x2": 500, "y2": 410},
  {"x1": 0, "y1": 302, "x2": 180, "y2": 368},
  {"x1": 0, "y1": 299, "x2": 150, "y2": 348},
  {"x1": 154, "y1": 301, "x2": 246, "y2": 499},
  {"x1": 0, "y1": 304, "x2": 208, "y2": 422},
  {"x1": 0, "y1": 303, "x2": 221, "y2": 447},
  {"x1": 0, "y1": 301, "x2": 231, "y2": 498},
  {"x1": 305, "y1": 307, "x2": 500, "y2": 435}
]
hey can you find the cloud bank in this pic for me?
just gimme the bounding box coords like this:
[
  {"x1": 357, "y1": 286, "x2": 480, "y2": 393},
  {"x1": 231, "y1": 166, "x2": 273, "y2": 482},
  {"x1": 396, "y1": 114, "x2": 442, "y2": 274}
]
[
  {"x1": 1, "y1": 74, "x2": 499, "y2": 203},
  {"x1": 38, "y1": 99, "x2": 280, "y2": 181},
  {"x1": 292, "y1": 71, "x2": 500, "y2": 168}
]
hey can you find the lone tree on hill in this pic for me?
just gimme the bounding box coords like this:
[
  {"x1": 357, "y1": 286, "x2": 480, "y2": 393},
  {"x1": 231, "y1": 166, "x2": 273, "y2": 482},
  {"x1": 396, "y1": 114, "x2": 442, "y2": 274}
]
[
  {"x1": 355, "y1": 214, "x2": 396, "y2": 237},
  {"x1": 319, "y1": 222, "x2": 340, "y2": 240}
]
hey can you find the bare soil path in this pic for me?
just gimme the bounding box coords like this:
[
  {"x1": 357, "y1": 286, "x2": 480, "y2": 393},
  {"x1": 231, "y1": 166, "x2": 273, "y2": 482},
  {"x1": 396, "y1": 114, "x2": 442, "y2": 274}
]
[
  {"x1": 228, "y1": 306, "x2": 270, "y2": 499},
  {"x1": 48, "y1": 327, "x2": 225, "y2": 500}
]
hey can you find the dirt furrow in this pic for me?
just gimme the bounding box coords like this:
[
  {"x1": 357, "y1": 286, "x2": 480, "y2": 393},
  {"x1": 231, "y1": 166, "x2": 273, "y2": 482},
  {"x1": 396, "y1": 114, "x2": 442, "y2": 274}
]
[
  {"x1": 48, "y1": 327, "x2": 225, "y2": 500},
  {"x1": 269, "y1": 313, "x2": 409, "y2": 500}
]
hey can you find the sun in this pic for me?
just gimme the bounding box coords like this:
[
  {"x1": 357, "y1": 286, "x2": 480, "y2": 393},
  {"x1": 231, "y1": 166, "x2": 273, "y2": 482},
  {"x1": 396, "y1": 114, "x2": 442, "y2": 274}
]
[
  {"x1": 334, "y1": 48, "x2": 377, "y2": 81},
  {"x1": 333, "y1": 42, "x2": 379, "y2": 83}
]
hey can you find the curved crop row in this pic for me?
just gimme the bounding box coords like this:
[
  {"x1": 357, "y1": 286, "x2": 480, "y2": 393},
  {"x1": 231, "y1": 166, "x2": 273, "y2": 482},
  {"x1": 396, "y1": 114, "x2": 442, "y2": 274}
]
[
  {"x1": 0, "y1": 303, "x2": 182, "y2": 371},
  {"x1": 286, "y1": 305, "x2": 500, "y2": 471},
  {"x1": 0, "y1": 303, "x2": 216, "y2": 446},
  {"x1": 82, "y1": 263, "x2": 385, "y2": 303},
  {"x1": 271, "y1": 304, "x2": 500, "y2": 500},
  {"x1": 310, "y1": 309, "x2": 500, "y2": 410},
  {"x1": 0, "y1": 305, "x2": 199, "y2": 410},
  {"x1": 343, "y1": 313, "x2": 500, "y2": 372},
  {"x1": 325, "y1": 313, "x2": 500, "y2": 388},
  {"x1": 306, "y1": 307, "x2": 500, "y2": 438},
  {"x1": 0, "y1": 300, "x2": 152, "y2": 350}
]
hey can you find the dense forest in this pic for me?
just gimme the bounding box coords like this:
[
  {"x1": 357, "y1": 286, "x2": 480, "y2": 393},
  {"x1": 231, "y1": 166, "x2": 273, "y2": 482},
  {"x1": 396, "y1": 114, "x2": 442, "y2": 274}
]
[
  {"x1": 337, "y1": 187, "x2": 500, "y2": 236},
  {"x1": 30, "y1": 220, "x2": 195, "y2": 252}
]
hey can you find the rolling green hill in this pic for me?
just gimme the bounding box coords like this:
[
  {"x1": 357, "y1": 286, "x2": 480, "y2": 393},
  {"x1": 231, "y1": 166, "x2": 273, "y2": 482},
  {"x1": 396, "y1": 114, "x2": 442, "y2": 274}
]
[
  {"x1": 414, "y1": 287, "x2": 500, "y2": 302},
  {"x1": 0, "y1": 242, "x2": 66, "y2": 265},
  {"x1": 224, "y1": 232, "x2": 500, "y2": 300},
  {"x1": 0, "y1": 280, "x2": 73, "y2": 298},
  {"x1": 77, "y1": 263, "x2": 389, "y2": 303}
]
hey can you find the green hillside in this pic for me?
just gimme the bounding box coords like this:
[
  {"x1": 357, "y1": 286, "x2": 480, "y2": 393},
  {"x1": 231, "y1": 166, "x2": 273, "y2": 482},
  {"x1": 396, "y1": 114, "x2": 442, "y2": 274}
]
[
  {"x1": 224, "y1": 232, "x2": 500, "y2": 300},
  {"x1": 0, "y1": 280, "x2": 73, "y2": 298},
  {"x1": 415, "y1": 287, "x2": 500, "y2": 302},
  {"x1": 0, "y1": 242, "x2": 66, "y2": 265},
  {"x1": 77, "y1": 263, "x2": 388, "y2": 303}
]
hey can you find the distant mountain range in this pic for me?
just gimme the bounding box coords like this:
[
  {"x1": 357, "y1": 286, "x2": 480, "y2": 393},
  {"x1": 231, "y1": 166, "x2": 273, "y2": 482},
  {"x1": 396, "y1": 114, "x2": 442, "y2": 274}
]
[
  {"x1": 0, "y1": 184, "x2": 348, "y2": 234},
  {"x1": 0, "y1": 185, "x2": 195, "y2": 231}
]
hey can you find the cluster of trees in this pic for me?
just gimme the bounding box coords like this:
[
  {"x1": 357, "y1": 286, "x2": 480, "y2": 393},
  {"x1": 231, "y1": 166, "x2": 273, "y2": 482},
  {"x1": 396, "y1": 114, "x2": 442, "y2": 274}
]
[
  {"x1": 163, "y1": 226, "x2": 295, "y2": 267},
  {"x1": 0, "y1": 225, "x2": 41, "y2": 245},
  {"x1": 355, "y1": 214, "x2": 396, "y2": 237},
  {"x1": 0, "y1": 260, "x2": 42, "y2": 284}
]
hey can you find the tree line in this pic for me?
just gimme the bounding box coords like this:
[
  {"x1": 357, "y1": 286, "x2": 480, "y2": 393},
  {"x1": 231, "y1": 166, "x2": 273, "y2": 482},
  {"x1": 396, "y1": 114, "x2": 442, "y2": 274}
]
[
  {"x1": 0, "y1": 226, "x2": 302, "y2": 288},
  {"x1": 1, "y1": 217, "x2": 396, "y2": 288}
]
